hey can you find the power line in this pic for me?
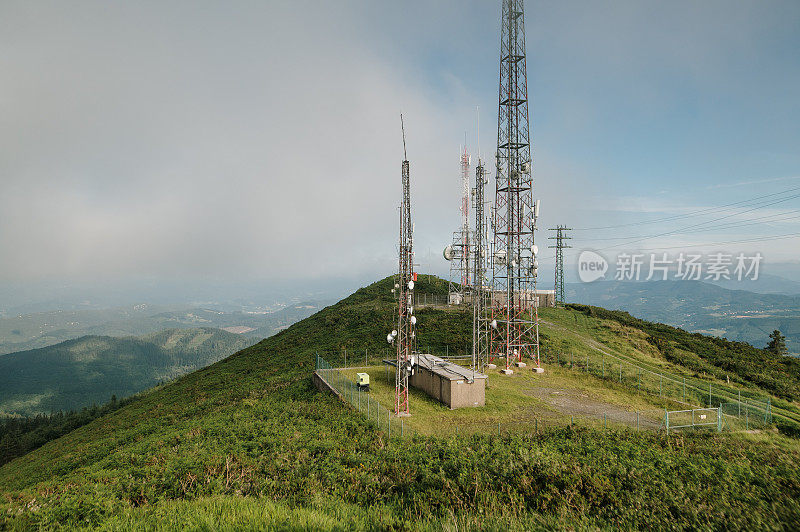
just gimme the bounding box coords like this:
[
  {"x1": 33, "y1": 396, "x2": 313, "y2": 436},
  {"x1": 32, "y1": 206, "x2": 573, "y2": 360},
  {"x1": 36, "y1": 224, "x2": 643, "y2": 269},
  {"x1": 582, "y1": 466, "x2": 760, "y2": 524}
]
[
  {"x1": 571, "y1": 185, "x2": 800, "y2": 231},
  {"x1": 593, "y1": 192, "x2": 800, "y2": 252},
  {"x1": 571, "y1": 209, "x2": 800, "y2": 242}
]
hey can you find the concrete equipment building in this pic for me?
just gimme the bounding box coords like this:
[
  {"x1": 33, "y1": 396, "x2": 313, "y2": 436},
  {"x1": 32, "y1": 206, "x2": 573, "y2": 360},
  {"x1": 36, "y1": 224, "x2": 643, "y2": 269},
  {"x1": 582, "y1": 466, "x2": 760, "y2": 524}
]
[{"x1": 410, "y1": 354, "x2": 487, "y2": 409}]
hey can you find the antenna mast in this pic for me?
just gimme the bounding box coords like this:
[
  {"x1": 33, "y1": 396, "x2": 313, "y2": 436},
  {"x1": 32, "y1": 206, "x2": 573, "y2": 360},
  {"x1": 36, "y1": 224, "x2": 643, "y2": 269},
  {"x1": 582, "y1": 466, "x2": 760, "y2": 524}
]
[
  {"x1": 488, "y1": 0, "x2": 541, "y2": 373},
  {"x1": 395, "y1": 114, "x2": 415, "y2": 417},
  {"x1": 473, "y1": 155, "x2": 489, "y2": 371},
  {"x1": 445, "y1": 145, "x2": 473, "y2": 304}
]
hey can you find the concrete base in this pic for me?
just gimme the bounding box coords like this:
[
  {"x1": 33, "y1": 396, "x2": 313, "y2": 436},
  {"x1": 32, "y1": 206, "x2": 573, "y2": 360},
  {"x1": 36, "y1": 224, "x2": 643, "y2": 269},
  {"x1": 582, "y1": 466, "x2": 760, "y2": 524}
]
[
  {"x1": 500, "y1": 368, "x2": 514, "y2": 375},
  {"x1": 532, "y1": 367, "x2": 545, "y2": 374},
  {"x1": 486, "y1": 363, "x2": 497, "y2": 370},
  {"x1": 515, "y1": 361, "x2": 527, "y2": 368},
  {"x1": 396, "y1": 412, "x2": 412, "y2": 418}
]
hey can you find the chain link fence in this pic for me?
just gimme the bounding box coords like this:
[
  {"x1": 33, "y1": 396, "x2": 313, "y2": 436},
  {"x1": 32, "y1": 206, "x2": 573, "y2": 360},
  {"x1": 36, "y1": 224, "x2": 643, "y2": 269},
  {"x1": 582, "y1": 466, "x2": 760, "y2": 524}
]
[
  {"x1": 540, "y1": 347, "x2": 773, "y2": 431},
  {"x1": 316, "y1": 352, "x2": 774, "y2": 438}
]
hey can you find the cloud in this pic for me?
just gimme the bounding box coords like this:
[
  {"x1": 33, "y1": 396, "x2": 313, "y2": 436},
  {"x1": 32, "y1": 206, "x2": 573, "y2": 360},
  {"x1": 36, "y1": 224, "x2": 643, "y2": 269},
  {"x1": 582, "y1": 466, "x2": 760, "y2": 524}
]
[{"x1": 1, "y1": 0, "x2": 798, "y2": 288}]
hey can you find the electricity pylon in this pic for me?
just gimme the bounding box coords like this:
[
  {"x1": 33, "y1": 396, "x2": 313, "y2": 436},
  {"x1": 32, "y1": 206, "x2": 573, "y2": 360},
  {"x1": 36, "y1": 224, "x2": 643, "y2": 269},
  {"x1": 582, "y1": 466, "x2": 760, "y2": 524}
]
[{"x1": 548, "y1": 226, "x2": 572, "y2": 306}]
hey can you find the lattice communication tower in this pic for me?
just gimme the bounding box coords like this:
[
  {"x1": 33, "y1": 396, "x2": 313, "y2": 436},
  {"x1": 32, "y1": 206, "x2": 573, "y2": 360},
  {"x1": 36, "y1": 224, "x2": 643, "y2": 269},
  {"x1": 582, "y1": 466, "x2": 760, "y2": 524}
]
[
  {"x1": 472, "y1": 158, "x2": 490, "y2": 371},
  {"x1": 394, "y1": 115, "x2": 416, "y2": 416},
  {"x1": 487, "y1": 0, "x2": 541, "y2": 372},
  {"x1": 445, "y1": 146, "x2": 473, "y2": 304}
]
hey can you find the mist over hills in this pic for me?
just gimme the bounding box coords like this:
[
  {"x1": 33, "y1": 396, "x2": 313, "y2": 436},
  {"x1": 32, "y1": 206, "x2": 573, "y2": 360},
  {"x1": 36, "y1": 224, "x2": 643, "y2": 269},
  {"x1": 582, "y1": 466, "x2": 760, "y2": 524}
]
[
  {"x1": 0, "y1": 328, "x2": 254, "y2": 416},
  {"x1": 0, "y1": 302, "x2": 325, "y2": 356},
  {"x1": 569, "y1": 280, "x2": 800, "y2": 354}
]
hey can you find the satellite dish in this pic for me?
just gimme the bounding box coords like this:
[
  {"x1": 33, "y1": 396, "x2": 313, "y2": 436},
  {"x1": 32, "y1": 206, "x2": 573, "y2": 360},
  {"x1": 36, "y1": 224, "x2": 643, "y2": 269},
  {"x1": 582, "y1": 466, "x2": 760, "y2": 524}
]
[
  {"x1": 408, "y1": 306, "x2": 414, "y2": 315},
  {"x1": 408, "y1": 280, "x2": 414, "y2": 290},
  {"x1": 533, "y1": 260, "x2": 539, "y2": 269},
  {"x1": 531, "y1": 245, "x2": 539, "y2": 256},
  {"x1": 386, "y1": 334, "x2": 393, "y2": 344},
  {"x1": 443, "y1": 245, "x2": 454, "y2": 261},
  {"x1": 394, "y1": 283, "x2": 400, "y2": 289},
  {"x1": 410, "y1": 355, "x2": 416, "y2": 366},
  {"x1": 410, "y1": 315, "x2": 417, "y2": 325},
  {"x1": 494, "y1": 250, "x2": 507, "y2": 265},
  {"x1": 391, "y1": 330, "x2": 397, "y2": 337},
  {"x1": 490, "y1": 319, "x2": 498, "y2": 329}
]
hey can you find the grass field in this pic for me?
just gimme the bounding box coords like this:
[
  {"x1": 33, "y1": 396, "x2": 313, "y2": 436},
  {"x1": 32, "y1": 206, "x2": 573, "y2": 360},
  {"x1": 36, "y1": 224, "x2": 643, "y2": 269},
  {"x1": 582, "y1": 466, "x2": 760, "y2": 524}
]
[
  {"x1": 2, "y1": 275, "x2": 800, "y2": 529},
  {"x1": 336, "y1": 361, "x2": 688, "y2": 437}
]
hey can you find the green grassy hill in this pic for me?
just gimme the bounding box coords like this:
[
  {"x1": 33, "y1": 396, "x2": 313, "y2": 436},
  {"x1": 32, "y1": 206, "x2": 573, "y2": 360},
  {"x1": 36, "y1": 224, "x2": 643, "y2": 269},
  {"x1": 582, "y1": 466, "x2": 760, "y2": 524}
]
[
  {"x1": 0, "y1": 328, "x2": 254, "y2": 416},
  {"x1": 1, "y1": 275, "x2": 799, "y2": 530},
  {"x1": 570, "y1": 280, "x2": 800, "y2": 355}
]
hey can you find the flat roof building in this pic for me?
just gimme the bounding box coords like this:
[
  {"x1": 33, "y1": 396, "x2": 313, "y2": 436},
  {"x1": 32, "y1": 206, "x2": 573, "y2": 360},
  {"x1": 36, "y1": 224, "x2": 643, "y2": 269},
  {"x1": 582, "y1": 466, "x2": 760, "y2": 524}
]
[{"x1": 410, "y1": 354, "x2": 487, "y2": 409}]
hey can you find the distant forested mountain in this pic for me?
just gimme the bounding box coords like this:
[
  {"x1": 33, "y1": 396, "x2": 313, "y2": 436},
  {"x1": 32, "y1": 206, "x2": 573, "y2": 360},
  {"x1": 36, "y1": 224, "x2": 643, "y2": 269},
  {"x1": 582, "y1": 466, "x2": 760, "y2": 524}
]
[
  {"x1": 0, "y1": 328, "x2": 254, "y2": 415},
  {"x1": 0, "y1": 303, "x2": 323, "y2": 355},
  {"x1": 569, "y1": 280, "x2": 800, "y2": 355}
]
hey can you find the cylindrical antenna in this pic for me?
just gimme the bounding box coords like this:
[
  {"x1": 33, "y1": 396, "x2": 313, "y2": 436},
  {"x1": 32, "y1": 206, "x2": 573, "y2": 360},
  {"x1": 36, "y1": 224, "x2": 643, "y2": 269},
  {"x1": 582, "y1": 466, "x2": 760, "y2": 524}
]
[
  {"x1": 476, "y1": 105, "x2": 480, "y2": 163},
  {"x1": 400, "y1": 113, "x2": 407, "y2": 161}
]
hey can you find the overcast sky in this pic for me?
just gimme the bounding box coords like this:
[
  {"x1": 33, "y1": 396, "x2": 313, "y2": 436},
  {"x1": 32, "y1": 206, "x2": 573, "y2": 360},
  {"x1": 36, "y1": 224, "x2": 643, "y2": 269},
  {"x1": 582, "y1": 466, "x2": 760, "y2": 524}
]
[{"x1": 2, "y1": 1, "x2": 799, "y2": 294}]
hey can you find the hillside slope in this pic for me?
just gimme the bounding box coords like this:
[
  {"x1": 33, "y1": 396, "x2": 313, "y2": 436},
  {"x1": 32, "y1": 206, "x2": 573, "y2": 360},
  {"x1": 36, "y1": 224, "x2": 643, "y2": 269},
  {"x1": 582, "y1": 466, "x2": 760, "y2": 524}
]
[
  {"x1": 0, "y1": 328, "x2": 253, "y2": 416},
  {"x1": 569, "y1": 280, "x2": 800, "y2": 354},
  {"x1": 1, "y1": 275, "x2": 798, "y2": 530}
]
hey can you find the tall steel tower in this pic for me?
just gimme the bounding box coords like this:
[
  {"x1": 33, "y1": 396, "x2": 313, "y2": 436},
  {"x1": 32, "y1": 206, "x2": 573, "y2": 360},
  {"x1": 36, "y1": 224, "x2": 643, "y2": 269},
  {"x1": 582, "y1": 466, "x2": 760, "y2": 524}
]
[
  {"x1": 548, "y1": 226, "x2": 571, "y2": 306},
  {"x1": 488, "y1": 0, "x2": 540, "y2": 373},
  {"x1": 445, "y1": 146, "x2": 472, "y2": 304},
  {"x1": 472, "y1": 158, "x2": 490, "y2": 371},
  {"x1": 395, "y1": 115, "x2": 416, "y2": 416}
]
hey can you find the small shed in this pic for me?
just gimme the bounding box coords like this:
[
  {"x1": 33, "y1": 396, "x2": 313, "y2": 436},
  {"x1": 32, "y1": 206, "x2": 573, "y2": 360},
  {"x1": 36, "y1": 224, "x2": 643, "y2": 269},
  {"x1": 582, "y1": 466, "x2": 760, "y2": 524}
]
[{"x1": 410, "y1": 354, "x2": 487, "y2": 409}]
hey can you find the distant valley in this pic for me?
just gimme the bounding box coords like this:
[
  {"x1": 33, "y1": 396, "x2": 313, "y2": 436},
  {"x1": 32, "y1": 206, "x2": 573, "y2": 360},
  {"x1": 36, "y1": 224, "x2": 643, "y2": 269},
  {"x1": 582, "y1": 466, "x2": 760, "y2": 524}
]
[
  {"x1": 0, "y1": 302, "x2": 325, "y2": 355},
  {"x1": 569, "y1": 280, "x2": 800, "y2": 355},
  {"x1": 0, "y1": 328, "x2": 254, "y2": 416}
]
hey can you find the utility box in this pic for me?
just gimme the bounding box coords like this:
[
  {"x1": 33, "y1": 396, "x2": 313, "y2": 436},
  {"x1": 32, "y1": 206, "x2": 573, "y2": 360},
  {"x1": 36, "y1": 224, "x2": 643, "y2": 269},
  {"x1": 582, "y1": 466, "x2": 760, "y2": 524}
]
[{"x1": 356, "y1": 372, "x2": 370, "y2": 390}]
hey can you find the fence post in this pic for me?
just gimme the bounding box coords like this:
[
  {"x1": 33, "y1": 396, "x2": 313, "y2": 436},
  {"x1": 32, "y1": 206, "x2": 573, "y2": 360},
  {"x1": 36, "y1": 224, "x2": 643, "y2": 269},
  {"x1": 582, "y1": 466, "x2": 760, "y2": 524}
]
[
  {"x1": 365, "y1": 348, "x2": 368, "y2": 366},
  {"x1": 665, "y1": 410, "x2": 669, "y2": 434},
  {"x1": 358, "y1": 387, "x2": 361, "y2": 411},
  {"x1": 717, "y1": 406, "x2": 723, "y2": 432},
  {"x1": 746, "y1": 400, "x2": 749, "y2": 430},
  {"x1": 388, "y1": 411, "x2": 391, "y2": 438},
  {"x1": 709, "y1": 383, "x2": 712, "y2": 407},
  {"x1": 659, "y1": 375, "x2": 662, "y2": 397},
  {"x1": 683, "y1": 378, "x2": 686, "y2": 403},
  {"x1": 738, "y1": 390, "x2": 741, "y2": 417},
  {"x1": 498, "y1": 421, "x2": 501, "y2": 435}
]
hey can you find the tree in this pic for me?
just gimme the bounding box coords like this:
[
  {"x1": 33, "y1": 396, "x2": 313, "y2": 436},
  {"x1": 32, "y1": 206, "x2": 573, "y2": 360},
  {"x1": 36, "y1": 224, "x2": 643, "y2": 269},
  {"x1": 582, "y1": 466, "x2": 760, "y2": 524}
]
[{"x1": 766, "y1": 330, "x2": 788, "y2": 356}]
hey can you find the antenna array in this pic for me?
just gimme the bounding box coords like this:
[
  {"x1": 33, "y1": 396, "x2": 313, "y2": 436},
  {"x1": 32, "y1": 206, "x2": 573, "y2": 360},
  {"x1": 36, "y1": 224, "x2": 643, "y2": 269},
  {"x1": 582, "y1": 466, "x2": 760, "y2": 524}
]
[
  {"x1": 394, "y1": 115, "x2": 416, "y2": 416},
  {"x1": 486, "y1": 0, "x2": 541, "y2": 372}
]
